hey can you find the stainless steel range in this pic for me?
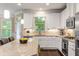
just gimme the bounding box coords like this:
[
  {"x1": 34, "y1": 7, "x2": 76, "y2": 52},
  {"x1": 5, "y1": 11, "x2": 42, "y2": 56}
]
[{"x1": 62, "y1": 38, "x2": 68, "y2": 56}]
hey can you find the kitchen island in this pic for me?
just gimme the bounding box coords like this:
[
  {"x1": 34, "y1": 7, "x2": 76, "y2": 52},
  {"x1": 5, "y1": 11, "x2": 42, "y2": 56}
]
[{"x1": 0, "y1": 38, "x2": 38, "y2": 56}]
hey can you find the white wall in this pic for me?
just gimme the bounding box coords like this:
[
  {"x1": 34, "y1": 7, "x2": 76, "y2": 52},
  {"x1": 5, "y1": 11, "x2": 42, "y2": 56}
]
[{"x1": 23, "y1": 12, "x2": 61, "y2": 29}]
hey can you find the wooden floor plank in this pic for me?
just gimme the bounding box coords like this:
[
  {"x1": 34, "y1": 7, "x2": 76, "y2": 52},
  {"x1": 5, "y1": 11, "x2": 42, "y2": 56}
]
[{"x1": 39, "y1": 49, "x2": 63, "y2": 56}]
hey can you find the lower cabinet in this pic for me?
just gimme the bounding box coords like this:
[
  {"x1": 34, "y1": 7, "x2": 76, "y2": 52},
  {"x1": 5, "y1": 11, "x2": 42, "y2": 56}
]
[
  {"x1": 34, "y1": 36, "x2": 62, "y2": 51},
  {"x1": 34, "y1": 37, "x2": 75, "y2": 56},
  {"x1": 68, "y1": 40, "x2": 75, "y2": 56}
]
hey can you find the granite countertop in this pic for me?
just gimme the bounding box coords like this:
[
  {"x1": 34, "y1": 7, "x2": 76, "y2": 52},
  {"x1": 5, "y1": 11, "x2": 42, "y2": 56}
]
[
  {"x1": 62, "y1": 37, "x2": 75, "y2": 41},
  {"x1": 23, "y1": 35, "x2": 75, "y2": 39},
  {"x1": 0, "y1": 38, "x2": 38, "y2": 56}
]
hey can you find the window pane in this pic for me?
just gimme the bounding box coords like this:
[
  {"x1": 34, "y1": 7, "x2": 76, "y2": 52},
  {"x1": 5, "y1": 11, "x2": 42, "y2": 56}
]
[
  {"x1": 2, "y1": 29, "x2": 11, "y2": 37},
  {"x1": 2, "y1": 19, "x2": 12, "y2": 29},
  {"x1": 35, "y1": 17, "x2": 45, "y2": 32},
  {"x1": 2, "y1": 19, "x2": 12, "y2": 37}
]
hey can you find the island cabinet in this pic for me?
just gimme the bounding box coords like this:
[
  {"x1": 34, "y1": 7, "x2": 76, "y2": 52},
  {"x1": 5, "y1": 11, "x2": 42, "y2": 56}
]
[
  {"x1": 68, "y1": 40, "x2": 75, "y2": 56},
  {"x1": 34, "y1": 36, "x2": 62, "y2": 51}
]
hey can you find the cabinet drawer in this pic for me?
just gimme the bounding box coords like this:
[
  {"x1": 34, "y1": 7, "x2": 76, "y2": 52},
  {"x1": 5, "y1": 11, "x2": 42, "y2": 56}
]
[{"x1": 68, "y1": 47, "x2": 75, "y2": 56}]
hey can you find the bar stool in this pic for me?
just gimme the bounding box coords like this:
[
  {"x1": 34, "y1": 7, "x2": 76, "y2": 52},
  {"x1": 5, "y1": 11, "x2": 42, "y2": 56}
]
[
  {"x1": 0, "y1": 40, "x2": 3, "y2": 45},
  {"x1": 10, "y1": 37, "x2": 15, "y2": 41},
  {"x1": 0, "y1": 40, "x2": 2, "y2": 45},
  {"x1": 8, "y1": 37, "x2": 11, "y2": 42},
  {"x1": 1, "y1": 38, "x2": 9, "y2": 44}
]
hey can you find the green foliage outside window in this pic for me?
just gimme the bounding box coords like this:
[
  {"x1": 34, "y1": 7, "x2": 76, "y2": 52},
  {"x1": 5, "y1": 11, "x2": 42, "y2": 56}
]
[
  {"x1": 35, "y1": 17, "x2": 45, "y2": 32},
  {"x1": 2, "y1": 19, "x2": 12, "y2": 37}
]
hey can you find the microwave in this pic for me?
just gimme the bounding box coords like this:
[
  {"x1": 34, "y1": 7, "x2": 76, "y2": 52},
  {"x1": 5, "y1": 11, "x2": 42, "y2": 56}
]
[{"x1": 66, "y1": 17, "x2": 75, "y2": 29}]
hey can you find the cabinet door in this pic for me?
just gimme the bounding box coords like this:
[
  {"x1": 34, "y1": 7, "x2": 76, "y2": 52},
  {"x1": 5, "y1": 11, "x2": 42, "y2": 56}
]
[
  {"x1": 39, "y1": 37, "x2": 56, "y2": 48},
  {"x1": 61, "y1": 8, "x2": 69, "y2": 28},
  {"x1": 68, "y1": 40, "x2": 75, "y2": 56},
  {"x1": 70, "y1": 4, "x2": 76, "y2": 17},
  {"x1": 46, "y1": 13, "x2": 60, "y2": 29},
  {"x1": 57, "y1": 37, "x2": 62, "y2": 51},
  {"x1": 67, "y1": 3, "x2": 76, "y2": 17},
  {"x1": 53, "y1": 37, "x2": 62, "y2": 51},
  {"x1": 34, "y1": 37, "x2": 62, "y2": 50},
  {"x1": 24, "y1": 13, "x2": 33, "y2": 28},
  {"x1": 76, "y1": 3, "x2": 79, "y2": 13}
]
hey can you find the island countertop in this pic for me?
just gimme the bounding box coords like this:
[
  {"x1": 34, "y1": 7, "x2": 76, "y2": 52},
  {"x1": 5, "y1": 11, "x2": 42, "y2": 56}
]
[{"x1": 0, "y1": 38, "x2": 38, "y2": 56}]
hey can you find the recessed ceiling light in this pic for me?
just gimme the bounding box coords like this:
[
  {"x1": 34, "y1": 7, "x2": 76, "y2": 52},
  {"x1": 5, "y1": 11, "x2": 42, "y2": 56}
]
[
  {"x1": 46, "y1": 3, "x2": 50, "y2": 6},
  {"x1": 39, "y1": 8, "x2": 42, "y2": 10},
  {"x1": 17, "y1": 3, "x2": 21, "y2": 6}
]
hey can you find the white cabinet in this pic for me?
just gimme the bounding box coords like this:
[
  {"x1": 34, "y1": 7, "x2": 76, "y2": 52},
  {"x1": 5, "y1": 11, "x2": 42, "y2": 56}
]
[
  {"x1": 61, "y1": 8, "x2": 69, "y2": 28},
  {"x1": 67, "y1": 3, "x2": 76, "y2": 17},
  {"x1": 57, "y1": 37, "x2": 62, "y2": 51},
  {"x1": 24, "y1": 13, "x2": 33, "y2": 28},
  {"x1": 24, "y1": 13, "x2": 61, "y2": 29},
  {"x1": 68, "y1": 40, "x2": 75, "y2": 56},
  {"x1": 46, "y1": 13, "x2": 61, "y2": 29},
  {"x1": 75, "y1": 3, "x2": 79, "y2": 13},
  {"x1": 61, "y1": 3, "x2": 76, "y2": 28},
  {"x1": 34, "y1": 37, "x2": 62, "y2": 51}
]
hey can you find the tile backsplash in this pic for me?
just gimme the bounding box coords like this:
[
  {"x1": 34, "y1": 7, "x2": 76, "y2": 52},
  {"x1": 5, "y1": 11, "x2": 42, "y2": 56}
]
[
  {"x1": 23, "y1": 28, "x2": 75, "y2": 37},
  {"x1": 23, "y1": 28, "x2": 60, "y2": 36},
  {"x1": 63, "y1": 29, "x2": 75, "y2": 37},
  {"x1": 23, "y1": 28, "x2": 35, "y2": 36},
  {"x1": 44, "y1": 29, "x2": 60, "y2": 36}
]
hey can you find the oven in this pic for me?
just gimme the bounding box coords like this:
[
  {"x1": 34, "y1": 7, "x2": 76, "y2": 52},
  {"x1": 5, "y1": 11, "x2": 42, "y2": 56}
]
[{"x1": 62, "y1": 39, "x2": 68, "y2": 56}]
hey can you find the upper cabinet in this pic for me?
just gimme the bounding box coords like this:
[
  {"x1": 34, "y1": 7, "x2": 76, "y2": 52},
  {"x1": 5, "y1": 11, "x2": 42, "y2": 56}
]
[
  {"x1": 24, "y1": 13, "x2": 61, "y2": 30},
  {"x1": 67, "y1": 3, "x2": 76, "y2": 17},
  {"x1": 61, "y1": 3, "x2": 76, "y2": 28},
  {"x1": 46, "y1": 13, "x2": 61, "y2": 29},
  {"x1": 66, "y1": 3, "x2": 79, "y2": 17},
  {"x1": 61, "y1": 7, "x2": 69, "y2": 28},
  {"x1": 75, "y1": 3, "x2": 79, "y2": 13},
  {"x1": 24, "y1": 13, "x2": 33, "y2": 28}
]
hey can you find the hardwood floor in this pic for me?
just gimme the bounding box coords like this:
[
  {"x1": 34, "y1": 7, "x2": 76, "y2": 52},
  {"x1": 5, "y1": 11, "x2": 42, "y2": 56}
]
[{"x1": 38, "y1": 49, "x2": 64, "y2": 56}]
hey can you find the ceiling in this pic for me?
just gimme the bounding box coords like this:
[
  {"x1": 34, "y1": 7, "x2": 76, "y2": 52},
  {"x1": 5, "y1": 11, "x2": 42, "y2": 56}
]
[
  {"x1": 0, "y1": 3, "x2": 66, "y2": 15},
  {"x1": 22, "y1": 3, "x2": 66, "y2": 10}
]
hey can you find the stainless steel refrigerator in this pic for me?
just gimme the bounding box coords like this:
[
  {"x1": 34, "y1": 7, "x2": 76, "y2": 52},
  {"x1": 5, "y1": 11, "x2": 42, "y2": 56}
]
[{"x1": 75, "y1": 13, "x2": 79, "y2": 56}]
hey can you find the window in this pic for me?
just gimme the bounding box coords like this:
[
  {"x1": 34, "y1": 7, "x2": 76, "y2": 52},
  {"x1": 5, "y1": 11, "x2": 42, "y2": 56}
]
[
  {"x1": 1, "y1": 19, "x2": 12, "y2": 38},
  {"x1": 35, "y1": 16, "x2": 45, "y2": 32}
]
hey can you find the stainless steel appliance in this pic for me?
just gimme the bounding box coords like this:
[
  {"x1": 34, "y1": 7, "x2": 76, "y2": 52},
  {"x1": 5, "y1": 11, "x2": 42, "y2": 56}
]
[
  {"x1": 62, "y1": 39, "x2": 68, "y2": 56},
  {"x1": 66, "y1": 17, "x2": 75, "y2": 29},
  {"x1": 75, "y1": 39, "x2": 79, "y2": 56},
  {"x1": 75, "y1": 13, "x2": 79, "y2": 56}
]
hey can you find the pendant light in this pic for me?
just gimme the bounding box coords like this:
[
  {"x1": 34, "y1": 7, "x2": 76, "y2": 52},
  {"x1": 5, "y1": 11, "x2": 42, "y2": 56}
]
[{"x1": 4, "y1": 10, "x2": 10, "y2": 19}]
